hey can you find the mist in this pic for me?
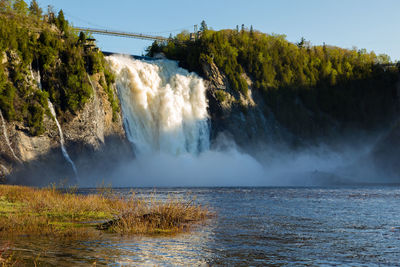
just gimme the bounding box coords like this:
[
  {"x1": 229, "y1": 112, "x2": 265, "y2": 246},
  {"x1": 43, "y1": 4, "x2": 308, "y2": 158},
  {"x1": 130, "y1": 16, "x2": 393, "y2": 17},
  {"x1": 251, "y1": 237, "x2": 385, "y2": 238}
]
[{"x1": 78, "y1": 133, "x2": 386, "y2": 188}]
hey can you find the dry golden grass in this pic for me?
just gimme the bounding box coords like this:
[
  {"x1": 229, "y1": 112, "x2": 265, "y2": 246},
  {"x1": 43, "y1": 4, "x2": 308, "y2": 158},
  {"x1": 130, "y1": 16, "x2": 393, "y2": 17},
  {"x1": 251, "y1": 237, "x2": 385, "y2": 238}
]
[
  {"x1": 102, "y1": 196, "x2": 210, "y2": 234},
  {"x1": 0, "y1": 242, "x2": 16, "y2": 267},
  {"x1": 0, "y1": 185, "x2": 211, "y2": 237}
]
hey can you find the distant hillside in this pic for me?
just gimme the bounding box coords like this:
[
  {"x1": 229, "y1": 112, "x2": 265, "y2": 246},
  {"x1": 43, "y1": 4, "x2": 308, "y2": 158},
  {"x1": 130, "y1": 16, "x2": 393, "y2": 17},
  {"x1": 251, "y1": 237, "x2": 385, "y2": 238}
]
[{"x1": 147, "y1": 23, "x2": 400, "y2": 141}]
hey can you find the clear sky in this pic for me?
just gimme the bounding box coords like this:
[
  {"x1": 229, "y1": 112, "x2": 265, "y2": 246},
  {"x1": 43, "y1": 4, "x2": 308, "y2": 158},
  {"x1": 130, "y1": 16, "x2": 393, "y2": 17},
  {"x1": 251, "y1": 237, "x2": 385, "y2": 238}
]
[{"x1": 34, "y1": 0, "x2": 399, "y2": 61}]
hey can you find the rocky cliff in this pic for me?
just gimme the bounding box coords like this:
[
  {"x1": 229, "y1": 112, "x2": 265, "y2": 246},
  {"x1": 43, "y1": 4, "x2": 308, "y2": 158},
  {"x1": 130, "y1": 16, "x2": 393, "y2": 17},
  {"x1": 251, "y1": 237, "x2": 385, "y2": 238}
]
[
  {"x1": 202, "y1": 59, "x2": 342, "y2": 150},
  {"x1": 0, "y1": 62, "x2": 132, "y2": 186},
  {"x1": 202, "y1": 59, "x2": 282, "y2": 149},
  {"x1": 369, "y1": 77, "x2": 400, "y2": 181}
]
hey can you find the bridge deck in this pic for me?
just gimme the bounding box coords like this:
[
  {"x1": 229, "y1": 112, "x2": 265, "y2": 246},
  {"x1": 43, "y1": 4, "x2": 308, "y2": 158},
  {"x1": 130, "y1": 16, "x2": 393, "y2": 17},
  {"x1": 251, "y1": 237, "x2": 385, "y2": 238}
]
[{"x1": 74, "y1": 27, "x2": 169, "y2": 42}]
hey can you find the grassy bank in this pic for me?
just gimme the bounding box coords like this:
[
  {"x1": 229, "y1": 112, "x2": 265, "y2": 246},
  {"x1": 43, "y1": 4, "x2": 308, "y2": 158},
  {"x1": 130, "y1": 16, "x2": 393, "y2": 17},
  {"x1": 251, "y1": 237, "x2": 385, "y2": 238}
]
[{"x1": 0, "y1": 185, "x2": 210, "y2": 237}]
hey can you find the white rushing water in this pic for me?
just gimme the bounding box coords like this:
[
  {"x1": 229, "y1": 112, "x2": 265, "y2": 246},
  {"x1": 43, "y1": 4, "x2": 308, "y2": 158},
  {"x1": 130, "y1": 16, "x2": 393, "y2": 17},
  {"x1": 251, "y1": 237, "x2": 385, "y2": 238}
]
[
  {"x1": 47, "y1": 99, "x2": 78, "y2": 179},
  {"x1": 0, "y1": 109, "x2": 21, "y2": 163},
  {"x1": 107, "y1": 55, "x2": 210, "y2": 156}
]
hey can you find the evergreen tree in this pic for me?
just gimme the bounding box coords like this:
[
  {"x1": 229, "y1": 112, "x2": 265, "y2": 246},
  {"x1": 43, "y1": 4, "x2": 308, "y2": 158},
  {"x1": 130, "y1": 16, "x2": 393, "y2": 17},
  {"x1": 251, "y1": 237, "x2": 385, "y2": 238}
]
[
  {"x1": 78, "y1": 31, "x2": 86, "y2": 43},
  {"x1": 56, "y1": 9, "x2": 67, "y2": 33},
  {"x1": 200, "y1": 20, "x2": 208, "y2": 31},
  {"x1": 29, "y1": 0, "x2": 42, "y2": 18},
  {"x1": 13, "y1": 0, "x2": 28, "y2": 14}
]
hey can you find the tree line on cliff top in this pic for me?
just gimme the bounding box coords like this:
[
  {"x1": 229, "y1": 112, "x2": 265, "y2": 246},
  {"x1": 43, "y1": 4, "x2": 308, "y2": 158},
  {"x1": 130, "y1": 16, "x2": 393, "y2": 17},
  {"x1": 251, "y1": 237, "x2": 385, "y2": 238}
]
[
  {"x1": 147, "y1": 22, "x2": 399, "y2": 134},
  {"x1": 0, "y1": 0, "x2": 116, "y2": 136}
]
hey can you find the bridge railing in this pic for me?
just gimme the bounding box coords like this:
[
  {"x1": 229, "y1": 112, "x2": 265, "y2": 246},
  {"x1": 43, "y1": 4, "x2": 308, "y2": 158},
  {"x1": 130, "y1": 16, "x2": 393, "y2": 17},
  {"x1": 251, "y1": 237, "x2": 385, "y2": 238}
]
[{"x1": 74, "y1": 27, "x2": 170, "y2": 42}]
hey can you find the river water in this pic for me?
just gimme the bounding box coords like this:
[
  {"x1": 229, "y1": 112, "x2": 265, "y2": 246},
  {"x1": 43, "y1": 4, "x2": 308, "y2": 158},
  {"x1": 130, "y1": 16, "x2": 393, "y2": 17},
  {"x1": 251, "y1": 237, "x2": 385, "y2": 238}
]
[{"x1": 4, "y1": 186, "x2": 400, "y2": 266}]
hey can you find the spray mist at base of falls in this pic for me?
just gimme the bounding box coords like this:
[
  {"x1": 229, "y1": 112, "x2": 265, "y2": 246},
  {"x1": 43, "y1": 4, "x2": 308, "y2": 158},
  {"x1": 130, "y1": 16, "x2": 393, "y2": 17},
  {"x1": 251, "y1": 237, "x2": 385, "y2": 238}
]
[{"x1": 97, "y1": 133, "x2": 378, "y2": 188}]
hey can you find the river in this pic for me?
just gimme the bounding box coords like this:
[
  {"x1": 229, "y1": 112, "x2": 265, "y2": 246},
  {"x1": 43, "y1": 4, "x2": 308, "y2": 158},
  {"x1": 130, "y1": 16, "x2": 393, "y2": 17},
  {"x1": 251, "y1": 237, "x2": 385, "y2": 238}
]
[{"x1": 3, "y1": 186, "x2": 400, "y2": 266}]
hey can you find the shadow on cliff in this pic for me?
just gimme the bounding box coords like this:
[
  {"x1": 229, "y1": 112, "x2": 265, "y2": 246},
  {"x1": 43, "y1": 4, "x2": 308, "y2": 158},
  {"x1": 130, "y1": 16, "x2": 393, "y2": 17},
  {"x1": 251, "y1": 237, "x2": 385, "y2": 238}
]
[{"x1": 7, "y1": 135, "x2": 134, "y2": 187}]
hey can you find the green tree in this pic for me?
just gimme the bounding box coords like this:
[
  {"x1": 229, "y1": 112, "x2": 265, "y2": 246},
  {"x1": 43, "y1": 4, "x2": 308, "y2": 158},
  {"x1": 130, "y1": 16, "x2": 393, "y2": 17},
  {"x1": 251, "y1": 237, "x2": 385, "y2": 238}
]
[
  {"x1": 29, "y1": 0, "x2": 42, "y2": 18},
  {"x1": 0, "y1": 0, "x2": 12, "y2": 11},
  {"x1": 13, "y1": 0, "x2": 28, "y2": 14},
  {"x1": 377, "y1": 53, "x2": 391, "y2": 64},
  {"x1": 56, "y1": 9, "x2": 67, "y2": 33},
  {"x1": 78, "y1": 31, "x2": 86, "y2": 43},
  {"x1": 200, "y1": 20, "x2": 208, "y2": 31}
]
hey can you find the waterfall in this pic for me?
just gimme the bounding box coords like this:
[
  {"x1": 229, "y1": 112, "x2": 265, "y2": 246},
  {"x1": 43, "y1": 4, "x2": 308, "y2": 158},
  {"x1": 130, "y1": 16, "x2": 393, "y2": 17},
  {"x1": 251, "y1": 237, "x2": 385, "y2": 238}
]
[
  {"x1": 0, "y1": 164, "x2": 9, "y2": 175},
  {"x1": 47, "y1": 99, "x2": 78, "y2": 179},
  {"x1": 0, "y1": 109, "x2": 21, "y2": 163},
  {"x1": 87, "y1": 74, "x2": 95, "y2": 93},
  {"x1": 107, "y1": 55, "x2": 210, "y2": 156},
  {"x1": 30, "y1": 65, "x2": 78, "y2": 179}
]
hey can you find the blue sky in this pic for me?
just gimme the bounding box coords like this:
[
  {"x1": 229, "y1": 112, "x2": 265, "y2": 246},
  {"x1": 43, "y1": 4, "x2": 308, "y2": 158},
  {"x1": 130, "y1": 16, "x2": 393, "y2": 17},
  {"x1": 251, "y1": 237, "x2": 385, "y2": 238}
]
[{"x1": 35, "y1": 0, "x2": 399, "y2": 61}]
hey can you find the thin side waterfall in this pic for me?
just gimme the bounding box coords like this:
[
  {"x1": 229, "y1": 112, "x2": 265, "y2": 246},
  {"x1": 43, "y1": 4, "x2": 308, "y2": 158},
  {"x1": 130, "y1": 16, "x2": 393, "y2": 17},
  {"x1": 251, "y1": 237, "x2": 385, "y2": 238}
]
[
  {"x1": 87, "y1": 74, "x2": 94, "y2": 91},
  {"x1": 0, "y1": 109, "x2": 21, "y2": 163},
  {"x1": 107, "y1": 55, "x2": 210, "y2": 156},
  {"x1": 31, "y1": 66, "x2": 78, "y2": 179},
  {"x1": 47, "y1": 99, "x2": 79, "y2": 179},
  {"x1": 30, "y1": 67, "x2": 42, "y2": 90},
  {"x1": 0, "y1": 164, "x2": 9, "y2": 175}
]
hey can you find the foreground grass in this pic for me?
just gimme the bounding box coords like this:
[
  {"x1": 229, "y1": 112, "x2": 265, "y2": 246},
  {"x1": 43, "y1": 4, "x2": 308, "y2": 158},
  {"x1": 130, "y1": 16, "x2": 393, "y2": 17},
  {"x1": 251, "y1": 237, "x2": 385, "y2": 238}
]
[{"x1": 0, "y1": 185, "x2": 210, "y2": 238}]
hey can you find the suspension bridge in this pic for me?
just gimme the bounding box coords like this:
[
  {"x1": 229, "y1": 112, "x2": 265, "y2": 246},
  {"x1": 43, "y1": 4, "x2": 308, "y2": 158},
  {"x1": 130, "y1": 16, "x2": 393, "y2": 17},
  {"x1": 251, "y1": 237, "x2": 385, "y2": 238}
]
[{"x1": 74, "y1": 27, "x2": 171, "y2": 42}]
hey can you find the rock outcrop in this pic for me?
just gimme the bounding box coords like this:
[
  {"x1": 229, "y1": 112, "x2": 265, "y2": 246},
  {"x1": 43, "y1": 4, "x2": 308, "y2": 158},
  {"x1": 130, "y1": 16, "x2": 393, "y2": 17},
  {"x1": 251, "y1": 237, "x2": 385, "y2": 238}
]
[
  {"x1": 0, "y1": 67, "x2": 132, "y2": 186},
  {"x1": 202, "y1": 59, "x2": 289, "y2": 149}
]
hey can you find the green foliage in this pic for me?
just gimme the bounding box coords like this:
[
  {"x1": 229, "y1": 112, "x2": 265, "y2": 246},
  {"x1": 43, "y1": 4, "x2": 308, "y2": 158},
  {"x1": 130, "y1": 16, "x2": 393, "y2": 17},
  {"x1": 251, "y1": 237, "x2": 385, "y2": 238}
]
[
  {"x1": 56, "y1": 10, "x2": 67, "y2": 33},
  {"x1": 103, "y1": 65, "x2": 119, "y2": 121},
  {"x1": 148, "y1": 25, "x2": 399, "y2": 132},
  {"x1": 85, "y1": 50, "x2": 103, "y2": 75},
  {"x1": 214, "y1": 89, "x2": 227, "y2": 103},
  {"x1": 12, "y1": 0, "x2": 28, "y2": 15},
  {"x1": 27, "y1": 102, "x2": 44, "y2": 135},
  {"x1": 0, "y1": 77, "x2": 16, "y2": 120},
  {"x1": 200, "y1": 20, "x2": 208, "y2": 31},
  {"x1": 0, "y1": 3, "x2": 111, "y2": 136},
  {"x1": 29, "y1": 0, "x2": 42, "y2": 18},
  {"x1": 78, "y1": 31, "x2": 86, "y2": 43},
  {"x1": 0, "y1": 0, "x2": 12, "y2": 11}
]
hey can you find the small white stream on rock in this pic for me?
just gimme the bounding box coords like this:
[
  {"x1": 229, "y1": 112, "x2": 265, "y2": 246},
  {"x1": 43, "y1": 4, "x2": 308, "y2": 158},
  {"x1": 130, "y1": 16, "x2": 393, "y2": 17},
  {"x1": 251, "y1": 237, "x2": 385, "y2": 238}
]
[
  {"x1": 31, "y1": 67, "x2": 78, "y2": 179},
  {"x1": 47, "y1": 99, "x2": 78, "y2": 179},
  {"x1": 0, "y1": 109, "x2": 21, "y2": 163},
  {"x1": 0, "y1": 164, "x2": 9, "y2": 176}
]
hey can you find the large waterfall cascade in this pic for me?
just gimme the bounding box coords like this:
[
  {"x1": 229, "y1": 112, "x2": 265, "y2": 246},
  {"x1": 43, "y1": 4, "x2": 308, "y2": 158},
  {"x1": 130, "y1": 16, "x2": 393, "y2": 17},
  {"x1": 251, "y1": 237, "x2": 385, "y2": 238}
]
[{"x1": 108, "y1": 55, "x2": 210, "y2": 156}]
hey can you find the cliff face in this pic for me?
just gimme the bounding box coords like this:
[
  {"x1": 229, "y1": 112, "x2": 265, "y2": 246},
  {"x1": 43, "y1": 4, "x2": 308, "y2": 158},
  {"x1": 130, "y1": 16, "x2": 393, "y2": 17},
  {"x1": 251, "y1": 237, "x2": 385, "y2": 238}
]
[
  {"x1": 0, "y1": 65, "x2": 132, "y2": 185},
  {"x1": 202, "y1": 60, "x2": 282, "y2": 149},
  {"x1": 365, "y1": 74, "x2": 400, "y2": 180},
  {"x1": 202, "y1": 60, "x2": 339, "y2": 149}
]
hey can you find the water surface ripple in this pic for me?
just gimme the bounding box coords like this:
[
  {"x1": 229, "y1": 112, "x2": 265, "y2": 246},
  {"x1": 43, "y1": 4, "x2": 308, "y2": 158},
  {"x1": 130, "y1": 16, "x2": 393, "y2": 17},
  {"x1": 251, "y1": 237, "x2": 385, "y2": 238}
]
[{"x1": 4, "y1": 186, "x2": 400, "y2": 266}]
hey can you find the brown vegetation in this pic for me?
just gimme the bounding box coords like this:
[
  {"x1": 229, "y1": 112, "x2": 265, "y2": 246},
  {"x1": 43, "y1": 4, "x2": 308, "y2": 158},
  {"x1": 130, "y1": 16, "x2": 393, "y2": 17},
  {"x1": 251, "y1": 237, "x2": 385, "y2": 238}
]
[{"x1": 0, "y1": 185, "x2": 211, "y2": 238}]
